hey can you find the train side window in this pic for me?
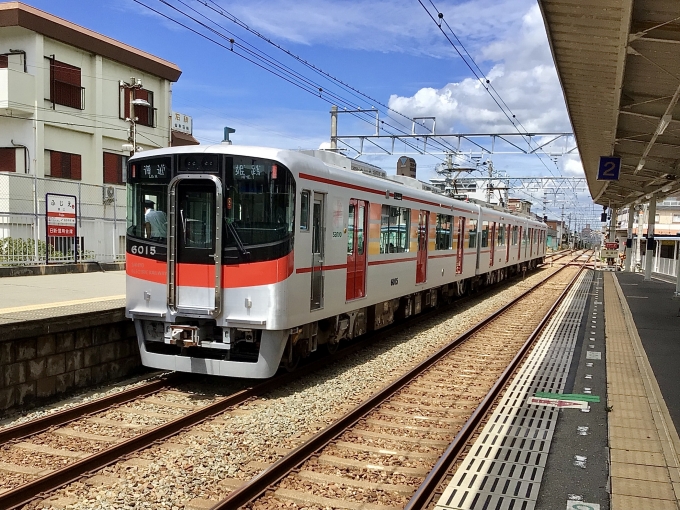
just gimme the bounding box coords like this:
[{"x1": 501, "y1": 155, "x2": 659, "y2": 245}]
[
  {"x1": 512, "y1": 225, "x2": 518, "y2": 245},
  {"x1": 380, "y1": 205, "x2": 410, "y2": 253},
  {"x1": 300, "y1": 190, "x2": 310, "y2": 231},
  {"x1": 468, "y1": 218, "x2": 477, "y2": 248},
  {"x1": 347, "y1": 202, "x2": 355, "y2": 254},
  {"x1": 481, "y1": 220, "x2": 489, "y2": 248},
  {"x1": 435, "y1": 213, "x2": 452, "y2": 250},
  {"x1": 498, "y1": 223, "x2": 505, "y2": 246}
]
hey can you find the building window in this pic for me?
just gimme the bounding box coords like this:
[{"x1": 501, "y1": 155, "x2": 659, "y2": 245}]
[
  {"x1": 122, "y1": 87, "x2": 155, "y2": 127},
  {"x1": 672, "y1": 214, "x2": 680, "y2": 223},
  {"x1": 49, "y1": 58, "x2": 84, "y2": 109},
  {"x1": 45, "y1": 150, "x2": 81, "y2": 180},
  {"x1": 0, "y1": 148, "x2": 16, "y2": 172},
  {"x1": 103, "y1": 152, "x2": 127, "y2": 185}
]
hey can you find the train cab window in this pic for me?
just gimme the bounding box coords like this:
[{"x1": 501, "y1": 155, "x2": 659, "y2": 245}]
[
  {"x1": 468, "y1": 219, "x2": 478, "y2": 248},
  {"x1": 300, "y1": 190, "x2": 310, "y2": 231},
  {"x1": 181, "y1": 188, "x2": 214, "y2": 249},
  {"x1": 497, "y1": 223, "x2": 506, "y2": 246},
  {"x1": 126, "y1": 157, "x2": 171, "y2": 243},
  {"x1": 435, "y1": 214, "x2": 452, "y2": 250},
  {"x1": 380, "y1": 205, "x2": 410, "y2": 253},
  {"x1": 481, "y1": 221, "x2": 489, "y2": 248}
]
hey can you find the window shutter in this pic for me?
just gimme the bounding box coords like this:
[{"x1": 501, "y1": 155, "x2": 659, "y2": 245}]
[
  {"x1": 103, "y1": 152, "x2": 120, "y2": 184},
  {"x1": 0, "y1": 148, "x2": 16, "y2": 172},
  {"x1": 50, "y1": 151, "x2": 62, "y2": 178},
  {"x1": 70, "y1": 154, "x2": 82, "y2": 180}
]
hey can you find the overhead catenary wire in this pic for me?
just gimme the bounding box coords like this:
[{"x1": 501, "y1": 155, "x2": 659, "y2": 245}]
[{"x1": 133, "y1": 0, "x2": 455, "y2": 161}]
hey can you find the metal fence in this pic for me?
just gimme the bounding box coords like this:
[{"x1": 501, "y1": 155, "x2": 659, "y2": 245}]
[
  {"x1": 0, "y1": 172, "x2": 126, "y2": 265},
  {"x1": 635, "y1": 238, "x2": 679, "y2": 278}
]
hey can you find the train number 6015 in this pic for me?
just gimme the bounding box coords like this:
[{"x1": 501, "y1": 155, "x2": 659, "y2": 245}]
[{"x1": 130, "y1": 245, "x2": 156, "y2": 255}]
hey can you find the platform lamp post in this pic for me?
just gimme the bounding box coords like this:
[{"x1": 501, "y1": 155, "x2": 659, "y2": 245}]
[{"x1": 124, "y1": 98, "x2": 151, "y2": 154}]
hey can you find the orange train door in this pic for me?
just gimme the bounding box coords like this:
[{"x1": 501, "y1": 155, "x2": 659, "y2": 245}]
[
  {"x1": 489, "y1": 222, "x2": 496, "y2": 266},
  {"x1": 346, "y1": 199, "x2": 367, "y2": 301},
  {"x1": 416, "y1": 210, "x2": 428, "y2": 284},
  {"x1": 456, "y1": 216, "x2": 465, "y2": 274}
]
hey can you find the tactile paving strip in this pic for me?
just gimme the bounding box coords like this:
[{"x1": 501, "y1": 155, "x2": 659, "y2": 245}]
[{"x1": 435, "y1": 271, "x2": 593, "y2": 510}]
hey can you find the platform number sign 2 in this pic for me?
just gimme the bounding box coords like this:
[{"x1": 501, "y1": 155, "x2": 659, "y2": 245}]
[{"x1": 597, "y1": 156, "x2": 620, "y2": 181}]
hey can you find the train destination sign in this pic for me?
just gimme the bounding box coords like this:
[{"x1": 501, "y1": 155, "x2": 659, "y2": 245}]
[{"x1": 130, "y1": 158, "x2": 171, "y2": 182}]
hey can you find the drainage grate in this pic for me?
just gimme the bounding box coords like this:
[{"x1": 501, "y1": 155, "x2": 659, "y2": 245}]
[{"x1": 435, "y1": 271, "x2": 593, "y2": 510}]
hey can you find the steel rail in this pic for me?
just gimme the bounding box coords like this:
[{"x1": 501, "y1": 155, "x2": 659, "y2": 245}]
[
  {"x1": 0, "y1": 277, "x2": 481, "y2": 510},
  {"x1": 209, "y1": 253, "x2": 587, "y2": 510},
  {"x1": 0, "y1": 255, "x2": 560, "y2": 509},
  {"x1": 0, "y1": 374, "x2": 177, "y2": 445},
  {"x1": 405, "y1": 253, "x2": 592, "y2": 510}
]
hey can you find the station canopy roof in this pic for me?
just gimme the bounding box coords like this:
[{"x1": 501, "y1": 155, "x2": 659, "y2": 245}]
[{"x1": 539, "y1": 0, "x2": 680, "y2": 209}]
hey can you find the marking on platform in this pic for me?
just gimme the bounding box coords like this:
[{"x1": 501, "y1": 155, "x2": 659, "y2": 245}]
[
  {"x1": 625, "y1": 295, "x2": 649, "y2": 299},
  {"x1": 528, "y1": 396, "x2": 589, "y2": 409},
  {"x1": 0, "y1": 295, "x2": 125, "y2": 314},
  {"x1": 567, "y1": 502, "x2": 600, "y2": 510},
  {"x1": 586, "y1": 351, "x2": 601, "y2": 360},
  {"x1": 534, "y1": 392, "x2": 600, "y2": 403}
]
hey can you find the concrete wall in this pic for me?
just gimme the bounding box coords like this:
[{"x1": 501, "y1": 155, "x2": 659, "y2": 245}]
[{"x1": 0, "y1": 309, "x2": 141, "y2": 412}]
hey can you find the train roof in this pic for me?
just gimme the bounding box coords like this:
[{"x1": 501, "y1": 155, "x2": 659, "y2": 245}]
[{"x1": 130, "y1": 144, "x2": 546, "y2": 228}]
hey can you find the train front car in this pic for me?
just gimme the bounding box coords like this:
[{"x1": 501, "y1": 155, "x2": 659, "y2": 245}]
[{"x1": 125, "y1": 147, "x2": 296, "y2": 378}]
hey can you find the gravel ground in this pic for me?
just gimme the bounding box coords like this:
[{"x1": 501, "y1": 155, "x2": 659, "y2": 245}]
[{"x1": 27, "y1": 267, "x2": 561, "y2": 510}]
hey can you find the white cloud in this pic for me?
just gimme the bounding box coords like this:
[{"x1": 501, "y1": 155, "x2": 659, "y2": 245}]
[
  {"x1": 563, "y1": 155, "x2": 584, "y2": 176},
  {"x1": 387, "y1": 4, "x2": 570, "y2": 134}
]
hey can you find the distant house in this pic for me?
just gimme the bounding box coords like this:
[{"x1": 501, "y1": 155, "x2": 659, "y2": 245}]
[{"x1": 0, "y1": 2, "x2": 194, "y2": 263}]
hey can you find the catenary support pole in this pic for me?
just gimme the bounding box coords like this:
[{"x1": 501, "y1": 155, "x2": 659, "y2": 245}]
[
  {"x1": 644, "y1": 197, "x2": 656, "y2": 281},
  {"x1": 625, "y1": 206, "x2": 634, "y2": 272}
]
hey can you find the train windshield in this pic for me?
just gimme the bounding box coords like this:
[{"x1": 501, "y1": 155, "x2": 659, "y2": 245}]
[
  {"x1": 126, "y1": 157, "x2": 171, "y2": 243},
  {"x1": 224, "y1": 156, "x2": 295, "y2": 247}
]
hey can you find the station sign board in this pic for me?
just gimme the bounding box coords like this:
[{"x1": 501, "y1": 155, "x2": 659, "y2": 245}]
[
  {"x1": 601, "y1": 249, "x2": 618, "y2": 259},
  {"x1": 46, "y1": 193, "x2": 76, "y2": 237},
  {"x1": 45, "y1": 193, "x2": 78, "y2": 264},
  {"x1": 597, "y1": 156, "x2": 620, "y2": 181},
  {"x1": 604, "y1": 242, "x2": 619, "y2": 249}
]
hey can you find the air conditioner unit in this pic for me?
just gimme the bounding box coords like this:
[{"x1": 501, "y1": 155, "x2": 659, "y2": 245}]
[{"x1": 103, "y1": 185, "x2": 115, "y2": 204}]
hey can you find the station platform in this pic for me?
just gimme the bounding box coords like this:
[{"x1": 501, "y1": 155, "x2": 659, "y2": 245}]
[
  {"x1": 434, "y1": 268, "x2": 680, "y2": 510},
  {"x1": 0, "y1": 271, "x2": 125, "y2": 328}
]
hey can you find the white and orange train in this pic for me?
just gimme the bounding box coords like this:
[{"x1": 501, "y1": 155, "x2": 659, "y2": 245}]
[{"x1": 125, "y1": 146, "x2": 547, "y2": 378}]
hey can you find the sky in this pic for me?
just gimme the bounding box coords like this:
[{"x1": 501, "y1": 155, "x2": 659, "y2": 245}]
[{"x1": 25, "y1": 0, "x2": 598, "y2": 225}]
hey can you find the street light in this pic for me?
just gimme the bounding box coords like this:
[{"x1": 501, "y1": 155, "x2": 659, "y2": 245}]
[{"x1": 126, "y1": 97, "x2": 151, "y2": 154}]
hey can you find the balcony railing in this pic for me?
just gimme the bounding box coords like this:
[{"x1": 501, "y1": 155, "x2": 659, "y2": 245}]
[{"x1": 52, "y1": 79, "x2": 85, "y2": 110}]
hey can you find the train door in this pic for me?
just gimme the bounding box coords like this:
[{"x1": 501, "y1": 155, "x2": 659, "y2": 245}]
[
  {"x1": 168, "y1": 175, "x2": 223, "y2": 316},
  {"x1": 489, "y1": 222, "x2": 496, "y2": 266},
  {"x1": 346, "y1": 199, "x2": 367, "y2": 300},
  {"x1": 310, "y1": 193, "x2": 325, "y2": 310},
  {"x1": 518, "y1": 226, "x2": 522, "y2": 260},
  {"x1": 416, "y1": 210, "x2": 428, "y2": 284},
  {"x1": 529, "y1": 228, "x2": 534, "y2": 257},
  {"x1": 456, "y1": 216, "x2": 465, "y2": 274},
  {"x1": 506, "y1": 224, "x2": 511, "y2": 262}
]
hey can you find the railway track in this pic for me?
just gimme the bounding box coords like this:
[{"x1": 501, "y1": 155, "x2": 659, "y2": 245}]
[
  {"x1": 0, "y1": 254, "x2": 586, "y2": 509},
  {"x1": 211, "y1": 252, "x2": 591, "y2": 510}
]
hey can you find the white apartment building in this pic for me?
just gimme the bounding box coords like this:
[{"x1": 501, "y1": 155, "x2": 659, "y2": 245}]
[{"x1": 0, "y1": 2, "x2": 182, "y2": 264}]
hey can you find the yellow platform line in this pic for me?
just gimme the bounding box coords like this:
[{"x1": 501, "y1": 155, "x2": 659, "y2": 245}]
[
  {"x1": 605, "y1": 272, "x2": 680, "y2": 509},
  {"x1": 0, "y1": 295, "x2": 125, "y2": 314}
]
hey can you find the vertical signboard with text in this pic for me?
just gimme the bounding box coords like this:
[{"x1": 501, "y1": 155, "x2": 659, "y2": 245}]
[{"x1": 46, "y1": 193, "x2": 78, "y2": 264}]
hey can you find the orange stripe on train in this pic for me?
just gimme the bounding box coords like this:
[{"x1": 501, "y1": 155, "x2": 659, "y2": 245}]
[{"x1": 126, "y1": 252, "x2": 294, "y2": 288}]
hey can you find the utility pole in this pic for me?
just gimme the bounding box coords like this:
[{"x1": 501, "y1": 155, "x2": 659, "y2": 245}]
[
  {"x1": 560, "y1": 204, "x2": 565, "y2": 249},
  {"x1": 121, "y1": 77, "x2": 149, "y2": 154},
  {"x1": 330, "y1": 105, "x2": 338, "y2": 151}
]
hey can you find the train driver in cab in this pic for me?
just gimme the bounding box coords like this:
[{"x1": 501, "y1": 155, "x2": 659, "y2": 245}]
[{"x1": 144, "y1": 199, "x2": 167, "y2": 240}]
